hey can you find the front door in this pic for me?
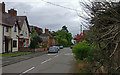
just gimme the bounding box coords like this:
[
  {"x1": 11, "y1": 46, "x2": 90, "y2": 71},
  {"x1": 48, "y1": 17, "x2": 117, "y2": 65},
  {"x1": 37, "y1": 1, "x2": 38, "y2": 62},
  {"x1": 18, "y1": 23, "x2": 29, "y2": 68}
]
[{"x1": 5, "y1": 40, "x2": 8, "y2": 53}]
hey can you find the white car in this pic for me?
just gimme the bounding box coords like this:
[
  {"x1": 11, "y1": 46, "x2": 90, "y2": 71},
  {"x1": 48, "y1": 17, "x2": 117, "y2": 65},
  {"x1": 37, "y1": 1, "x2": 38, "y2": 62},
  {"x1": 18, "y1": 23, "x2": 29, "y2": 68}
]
[
  {"x1": 48, "y1": 47, "x2": 58, "y2": 53},
  {"x1": 60, "y1": 46, "x2": 63, "y2": 49}
]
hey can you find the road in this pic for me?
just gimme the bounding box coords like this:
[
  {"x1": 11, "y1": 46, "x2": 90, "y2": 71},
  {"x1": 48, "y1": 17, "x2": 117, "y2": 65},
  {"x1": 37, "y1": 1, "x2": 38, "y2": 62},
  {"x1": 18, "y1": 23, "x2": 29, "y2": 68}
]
[{"x1": 2, "y1": 48, "x2": 76, "y2": 74}]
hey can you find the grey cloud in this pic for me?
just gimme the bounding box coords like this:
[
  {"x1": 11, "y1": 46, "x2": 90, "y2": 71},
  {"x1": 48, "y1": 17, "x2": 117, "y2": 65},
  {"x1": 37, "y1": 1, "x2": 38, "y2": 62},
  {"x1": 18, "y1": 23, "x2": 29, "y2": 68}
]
[{"x1": 5, "y1": 1, "x2": 82, "y2": 36}]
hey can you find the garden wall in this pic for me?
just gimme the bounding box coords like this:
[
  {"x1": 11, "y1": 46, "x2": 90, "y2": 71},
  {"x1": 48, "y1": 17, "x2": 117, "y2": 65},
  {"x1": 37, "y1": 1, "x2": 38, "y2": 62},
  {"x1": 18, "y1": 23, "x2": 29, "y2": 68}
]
[{"x1": 19, "y1": 47, "x2": 48, "y2": 52}]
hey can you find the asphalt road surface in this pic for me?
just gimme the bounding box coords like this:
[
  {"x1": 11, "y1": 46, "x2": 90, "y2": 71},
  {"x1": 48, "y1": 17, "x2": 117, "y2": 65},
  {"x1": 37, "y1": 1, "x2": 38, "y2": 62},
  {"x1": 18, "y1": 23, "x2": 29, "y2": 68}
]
[{"x1": 2, "y1": 48, "x2": 76, "y2": 74}]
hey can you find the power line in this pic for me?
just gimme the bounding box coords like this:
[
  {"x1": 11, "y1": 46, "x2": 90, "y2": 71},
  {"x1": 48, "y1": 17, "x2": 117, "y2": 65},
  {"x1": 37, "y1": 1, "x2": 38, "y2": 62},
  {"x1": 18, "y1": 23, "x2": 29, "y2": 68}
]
[{"x1": 41, "y1": 0, "x2": 81, "y2": 12}]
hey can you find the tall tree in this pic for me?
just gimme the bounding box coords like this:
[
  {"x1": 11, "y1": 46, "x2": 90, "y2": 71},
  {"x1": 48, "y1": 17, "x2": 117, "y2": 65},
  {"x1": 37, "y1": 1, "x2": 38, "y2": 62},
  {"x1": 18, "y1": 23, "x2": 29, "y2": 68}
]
[
  {"x1": 30, "y1": 28, "x2": 42, "y2": 49},
  {"x1": 62, "y1": 26, "x2": 69, "y2": 32},
  {"x1": 52, "y1": 26, "x2": 73, "y2": 47},
  {"x1": 78, "y1": 1, "x2": 120, "y2": 73}
]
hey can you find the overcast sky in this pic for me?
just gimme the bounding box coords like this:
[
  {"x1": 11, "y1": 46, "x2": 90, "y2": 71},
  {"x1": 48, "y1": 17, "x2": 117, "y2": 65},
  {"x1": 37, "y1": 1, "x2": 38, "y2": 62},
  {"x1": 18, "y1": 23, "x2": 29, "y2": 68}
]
[{"x1": 4, "y1": 0, "x2": 89, "y2": 36}]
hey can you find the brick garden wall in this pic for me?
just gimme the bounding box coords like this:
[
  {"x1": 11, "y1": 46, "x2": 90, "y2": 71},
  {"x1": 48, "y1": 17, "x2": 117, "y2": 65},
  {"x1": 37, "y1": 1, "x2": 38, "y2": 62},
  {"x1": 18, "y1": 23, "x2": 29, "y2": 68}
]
[{"x1": 19, "y1": 47, "x2": 48, "y2": 52}]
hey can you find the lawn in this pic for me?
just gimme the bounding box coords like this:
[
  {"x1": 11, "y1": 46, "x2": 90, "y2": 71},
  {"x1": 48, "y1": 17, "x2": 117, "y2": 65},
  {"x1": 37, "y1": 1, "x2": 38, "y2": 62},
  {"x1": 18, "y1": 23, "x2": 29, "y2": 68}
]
[{"x1": 0, "y1": 52, "x2": 32, "y2": 57}]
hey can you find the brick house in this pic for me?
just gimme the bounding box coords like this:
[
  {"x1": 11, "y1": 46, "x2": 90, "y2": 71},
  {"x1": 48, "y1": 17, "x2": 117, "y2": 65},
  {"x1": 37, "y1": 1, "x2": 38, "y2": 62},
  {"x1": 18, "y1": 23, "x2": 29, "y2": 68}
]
[
  {"x1": 39, "y1": 29, "x2": 56, "y2": 48},
  {"x1": 0, "y1": 2, "x2": 30, "y2": 53},
  {"x1": 30, "y1": 26, "x2": 43, "y2": 35}
]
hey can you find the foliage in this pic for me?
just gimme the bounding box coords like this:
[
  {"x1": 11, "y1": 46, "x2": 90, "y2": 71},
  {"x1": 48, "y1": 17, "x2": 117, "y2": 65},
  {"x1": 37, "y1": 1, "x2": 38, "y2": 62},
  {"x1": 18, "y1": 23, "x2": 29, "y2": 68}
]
[
  {"x1": 62, "y1": 25, "x2": 69, "y2": 32},
  {"x1": 42, "y1": 45, "x2": 47, "y2": 48},
  {"x1": 72, "y1": 40, "x2": 94, "y2": 61},
  {"x1": 79, "y1": 1, "x2": 120, "y2": 73},
  {"x1": 74, "y1": 33, "x2": 86, "y2": 43},
  {"x1": 52, "y1": 26, "x2": 73, "y2": 47},
  {"x1": 30, "y1": 28, "x2": 42, "y2": 49}
]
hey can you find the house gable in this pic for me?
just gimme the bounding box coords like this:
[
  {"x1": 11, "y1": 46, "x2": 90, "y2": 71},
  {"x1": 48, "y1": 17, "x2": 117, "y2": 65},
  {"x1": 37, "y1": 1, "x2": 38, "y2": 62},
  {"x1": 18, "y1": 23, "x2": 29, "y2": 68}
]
[{"x1": 19, "y1": 20, "x2": 30, "y2": 39}]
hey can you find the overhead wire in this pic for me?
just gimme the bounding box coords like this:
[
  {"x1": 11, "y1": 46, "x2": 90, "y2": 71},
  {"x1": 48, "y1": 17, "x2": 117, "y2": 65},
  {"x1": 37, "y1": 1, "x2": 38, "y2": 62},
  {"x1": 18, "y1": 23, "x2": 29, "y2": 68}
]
[{"x1": 41, "y1": 0, "x2": 81, "y2": 12}]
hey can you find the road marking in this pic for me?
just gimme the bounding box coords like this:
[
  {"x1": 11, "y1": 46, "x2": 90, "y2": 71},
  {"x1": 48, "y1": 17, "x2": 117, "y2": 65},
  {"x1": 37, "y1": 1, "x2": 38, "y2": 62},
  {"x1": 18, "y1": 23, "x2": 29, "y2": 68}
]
[
  {"x1": 60, "y1": 52, "x2": 64, "y2": 55},
  {"x1": 54, "y1": 55, "x2": 59, "y2": 57},
  {"x1": 47, "y1": 54, "x2": 56, "y2": 55},
  {"x1": 41, "y1": 58, "x2": 52, "y2": 64},
  {"x1": 20, "y1": 67, "x2": 35, "y2": 75},
  {"x1": 64, "y1": 53, "x2": 73, "y2": 56}
]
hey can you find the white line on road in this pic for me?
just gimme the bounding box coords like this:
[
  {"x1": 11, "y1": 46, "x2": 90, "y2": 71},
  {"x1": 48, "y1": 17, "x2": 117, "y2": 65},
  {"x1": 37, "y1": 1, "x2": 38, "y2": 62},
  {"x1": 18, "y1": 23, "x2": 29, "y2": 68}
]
[
  {"x1": 64, "y1": 53, "x2": 73, "y2": 56},
  {"x1": 54, "y1": 55, "x2": 59, "y2": 57},
  {"x1": 41, "y1": 58, "x2": 52, "y2": 64},
  {"x1": 20, "y1": 67, "x2": 35, "y2": 75},
  {"x1": 47, "y1": 54, "x2": 56, "y2": 55}
]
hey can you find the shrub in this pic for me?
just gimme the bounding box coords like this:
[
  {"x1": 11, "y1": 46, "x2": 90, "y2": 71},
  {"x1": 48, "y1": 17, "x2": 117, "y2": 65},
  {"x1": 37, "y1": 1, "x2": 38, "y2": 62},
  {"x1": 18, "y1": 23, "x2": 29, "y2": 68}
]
[
  {"x1": 42, "y1": 45, "x2": 47, "y2": 48},
  {"x1": 72, "y1": 40, "x2": 94, "y2": 61}
]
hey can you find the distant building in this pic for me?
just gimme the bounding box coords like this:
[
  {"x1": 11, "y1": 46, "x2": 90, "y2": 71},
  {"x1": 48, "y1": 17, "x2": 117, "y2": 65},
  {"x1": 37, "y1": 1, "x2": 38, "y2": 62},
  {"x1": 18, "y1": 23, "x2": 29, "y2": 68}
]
[
  {"x1": 30, "y1": 26, "x2": 43, "y2": 35},
  {"x1": 39, "y1": 29, "x2": 56, "y2": 48}
]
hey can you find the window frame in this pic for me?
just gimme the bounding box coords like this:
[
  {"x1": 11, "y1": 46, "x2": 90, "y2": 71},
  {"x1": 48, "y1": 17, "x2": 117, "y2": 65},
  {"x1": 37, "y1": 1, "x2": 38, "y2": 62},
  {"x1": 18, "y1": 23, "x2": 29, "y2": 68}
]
[
  {"x1": 14, "y1": 24, "x2": 17, "y2": 32},
  {"x1": 6, "y1": 27, "x2": 9, "y2": 32},
  {"x1": 13, "y1": 40, "x2": 17, "y2": 48}
]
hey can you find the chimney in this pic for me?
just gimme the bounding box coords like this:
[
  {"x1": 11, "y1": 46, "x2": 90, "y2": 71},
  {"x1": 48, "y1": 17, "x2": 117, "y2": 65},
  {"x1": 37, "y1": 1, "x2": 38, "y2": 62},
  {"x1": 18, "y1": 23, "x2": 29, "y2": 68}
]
[
  {"x1": 2, "y1": 2, "x2": 5, "y2": 13},
  {"x1": 8, "y1": 9, "x2": 17, "y2": 16}
]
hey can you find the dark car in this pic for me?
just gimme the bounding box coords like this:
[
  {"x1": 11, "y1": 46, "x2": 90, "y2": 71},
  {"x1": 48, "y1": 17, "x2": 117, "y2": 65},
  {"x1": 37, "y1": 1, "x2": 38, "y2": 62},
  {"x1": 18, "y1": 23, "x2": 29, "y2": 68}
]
[{"x1": 70, "y1": 45, "x2": 73, "y2": 49}]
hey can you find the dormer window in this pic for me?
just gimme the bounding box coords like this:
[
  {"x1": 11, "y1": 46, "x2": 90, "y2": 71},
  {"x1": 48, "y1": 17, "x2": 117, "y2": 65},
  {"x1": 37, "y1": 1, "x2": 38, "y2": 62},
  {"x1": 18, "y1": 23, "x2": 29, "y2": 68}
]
[
  {"x1": 14, "y1": 24, "x2": 17, "y2": 32},
  {"x1": 20, "y1": 31, "x2": 24, "y2": 36}
]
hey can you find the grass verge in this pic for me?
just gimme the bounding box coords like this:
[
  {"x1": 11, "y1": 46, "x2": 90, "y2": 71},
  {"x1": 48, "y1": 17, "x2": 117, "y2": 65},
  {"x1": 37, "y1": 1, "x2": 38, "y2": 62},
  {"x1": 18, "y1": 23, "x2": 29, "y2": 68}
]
[{"x1": 0, "y1": 52, "x2": 32, "y2": 57}]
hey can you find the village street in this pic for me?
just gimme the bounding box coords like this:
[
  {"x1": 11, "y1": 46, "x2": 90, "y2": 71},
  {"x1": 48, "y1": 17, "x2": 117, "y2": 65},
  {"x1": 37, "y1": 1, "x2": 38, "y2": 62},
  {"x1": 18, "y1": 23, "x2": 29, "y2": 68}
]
[{"x1": 2, "y1": 48, "x2": 76, "y2": 74}]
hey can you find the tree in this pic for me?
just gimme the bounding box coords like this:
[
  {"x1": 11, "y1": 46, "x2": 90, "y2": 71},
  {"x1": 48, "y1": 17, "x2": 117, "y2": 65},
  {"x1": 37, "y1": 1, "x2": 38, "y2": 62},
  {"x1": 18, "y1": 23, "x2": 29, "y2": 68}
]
[
  {"x1": 52, "y1": 26, "x2": 73, "y2": 47},
  {"x1": 30, "y1": 28, "x2": 42, "y2": 49},
  {"x1": 77, "y1": 1, "x2": 120, "y2": 73},
  {"x1": 62, "y1": 25, "x2": 69, "y2": 32},
  {"x1": 74, "y1": 32, "x2": 86, "y2": 43}
]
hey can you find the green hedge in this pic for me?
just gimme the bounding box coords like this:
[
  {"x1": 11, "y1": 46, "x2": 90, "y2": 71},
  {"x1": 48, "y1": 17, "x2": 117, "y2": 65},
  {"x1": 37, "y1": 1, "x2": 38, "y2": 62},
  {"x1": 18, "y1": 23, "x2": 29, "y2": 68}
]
[{"x1": 72, "y1": 40, "x2": 94, "y2": 61}]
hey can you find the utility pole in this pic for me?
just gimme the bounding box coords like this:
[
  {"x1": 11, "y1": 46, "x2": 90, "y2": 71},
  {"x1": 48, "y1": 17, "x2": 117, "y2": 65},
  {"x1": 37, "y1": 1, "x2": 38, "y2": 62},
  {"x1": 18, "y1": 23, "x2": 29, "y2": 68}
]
[{"x1": 80, "y1": 25, "x2": 82, "y2": 34}]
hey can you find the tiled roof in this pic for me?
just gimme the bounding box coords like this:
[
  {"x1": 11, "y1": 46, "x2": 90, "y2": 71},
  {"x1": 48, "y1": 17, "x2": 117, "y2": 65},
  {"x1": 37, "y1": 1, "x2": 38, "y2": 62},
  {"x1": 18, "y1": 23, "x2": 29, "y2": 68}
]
[
  {"x1": 40, "y1": 33, "x2": 52, "y2": 38},
  {"x1": 30, "y1": 26, "x2": 43, "y2": 34},
  {"x1": 1, "y1": 13, "x2": 30, "y2": 32}
]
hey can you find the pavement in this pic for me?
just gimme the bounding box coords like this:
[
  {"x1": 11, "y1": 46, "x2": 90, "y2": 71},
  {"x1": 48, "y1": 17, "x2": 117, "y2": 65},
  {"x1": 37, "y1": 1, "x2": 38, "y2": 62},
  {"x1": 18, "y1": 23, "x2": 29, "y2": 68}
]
[
  {"x1": 2, "y1": 51, "x2": 48, "y2": 67},
  {"x1": 2, "y1": 48, "x2": 76, "y2": 74}
]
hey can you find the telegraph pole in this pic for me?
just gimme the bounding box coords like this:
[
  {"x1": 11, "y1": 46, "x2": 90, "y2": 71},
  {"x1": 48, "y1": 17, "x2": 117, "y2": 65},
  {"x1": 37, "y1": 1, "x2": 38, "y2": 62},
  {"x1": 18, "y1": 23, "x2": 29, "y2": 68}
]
[{"x1": 80, "y1": 25, "x2": 82, "y2": 34}]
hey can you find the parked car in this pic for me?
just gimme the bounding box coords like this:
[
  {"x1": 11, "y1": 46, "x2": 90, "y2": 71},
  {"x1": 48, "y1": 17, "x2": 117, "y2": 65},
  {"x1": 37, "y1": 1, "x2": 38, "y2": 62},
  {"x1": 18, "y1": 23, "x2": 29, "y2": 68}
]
[
  {"x1": 52, "y1": 46, "x2": 60, "y2": 51},
  {"x1": 48, "y1": 47, "x2": 58, "y2": 53},
  {"x1": 59, "y1": 46, "x2": 63, "y2": 49},
  {"x1": 56, "y1": 46, "x2": 60, "y2": 51}
]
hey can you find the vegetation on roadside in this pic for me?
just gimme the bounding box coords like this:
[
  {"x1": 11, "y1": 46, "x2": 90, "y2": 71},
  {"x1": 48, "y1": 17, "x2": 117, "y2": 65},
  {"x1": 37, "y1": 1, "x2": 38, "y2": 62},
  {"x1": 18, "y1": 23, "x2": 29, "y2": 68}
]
[
  {"x1": 30, "y1": 28, "x2": 42, "y2": 49},
  {"x1": 72, "y1": 40, "x2": 94, "y2": 61},
  {"x1": 52, "y1": 26, "x2": 73, "y2": 47},
  {"x1": 73, "y1": 1, "x2": 120, "y2": 74},
  {"x1": 1, "y1": 52, "x2": 32, "y2": 57}
]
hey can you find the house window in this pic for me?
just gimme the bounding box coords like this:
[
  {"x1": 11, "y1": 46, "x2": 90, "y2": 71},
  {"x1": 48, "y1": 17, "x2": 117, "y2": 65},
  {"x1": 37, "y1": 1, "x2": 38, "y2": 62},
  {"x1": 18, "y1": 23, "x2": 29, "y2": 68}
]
[
  {"x1": 20, "y1": 31, "x2": 24, "y2": 36},
  {"x1": 13, "y1": 40, "x2": 17, "y2": 47},
  {"x1": 22, "y1": 31, "x2": 24, "y2": 35},
  {"x1": 6, "y1": 27, "x2": 9, "y2": 32},
  {"x1": 24, "y1": 41, "x2": 27, "y2": 47},
  {"x1": 14, "y1": 24, "x2": 17, "y2": 32},
  {"x1": 25, "y1": 31, "x2": 27, "y2": 36}
]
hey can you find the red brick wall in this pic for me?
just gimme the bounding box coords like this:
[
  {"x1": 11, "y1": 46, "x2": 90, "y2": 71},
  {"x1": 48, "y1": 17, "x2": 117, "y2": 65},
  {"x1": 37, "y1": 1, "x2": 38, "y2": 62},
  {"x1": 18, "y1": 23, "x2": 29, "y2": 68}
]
[
  {"x1": 2, "y1": 2, "x2": 5, "y2": 13},
  {"x1": 19, "y1": 48, "x2": 48, "y2": 52},
  {"x1": 49, "y1": 38, "x2": 56, "y2": 46}
]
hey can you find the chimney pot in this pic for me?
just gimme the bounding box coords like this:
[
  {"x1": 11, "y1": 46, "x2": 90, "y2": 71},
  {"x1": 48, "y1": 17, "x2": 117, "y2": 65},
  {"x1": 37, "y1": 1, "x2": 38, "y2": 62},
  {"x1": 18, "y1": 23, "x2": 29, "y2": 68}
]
[
  {"x1": 2, "y1": 2, "x2": 5, "y2": 13},
  {"x1": 8, "y1": 9, "x2": 17, "y2": 16}
]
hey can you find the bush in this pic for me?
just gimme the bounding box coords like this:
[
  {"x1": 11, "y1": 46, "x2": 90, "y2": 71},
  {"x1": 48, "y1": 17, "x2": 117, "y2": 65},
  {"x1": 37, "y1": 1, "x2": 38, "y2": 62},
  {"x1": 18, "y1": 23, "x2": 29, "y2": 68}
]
[
  {"x1": 72, "y1": 40, "x2": 94, "y2": 61},
  {"x1": 42, "y1": 45, "x2": 47, "y2": 48}
]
